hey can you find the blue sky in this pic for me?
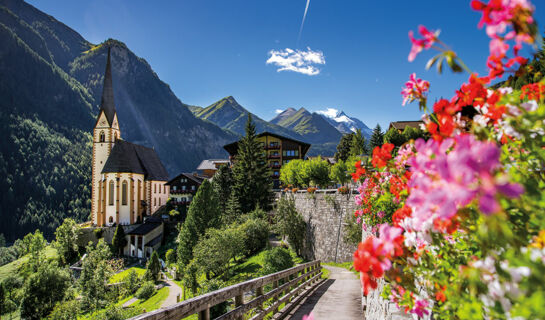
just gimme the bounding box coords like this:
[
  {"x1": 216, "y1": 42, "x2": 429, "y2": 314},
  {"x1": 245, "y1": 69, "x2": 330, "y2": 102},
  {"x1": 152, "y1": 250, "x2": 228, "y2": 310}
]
[{"x1": 28, "y1": 0, "x2": 543, "y2": 129}]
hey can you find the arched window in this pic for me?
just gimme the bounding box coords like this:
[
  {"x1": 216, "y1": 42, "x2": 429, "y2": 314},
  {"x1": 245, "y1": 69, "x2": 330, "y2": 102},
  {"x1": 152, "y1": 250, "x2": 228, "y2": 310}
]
[
  {"x1": 154, "y1": 184, "x2": 156, "y2": 193},
  {"x1": 122, "y1": 181, "x2": 128, "y2": 205},
  {"x1": 99, "y1": 131, "x2": 105, "y2": 142},
  {"x1": 109, "y1": 216, "x2": 113, "y2": 223},
  {"x1": 109, "y1": 180, "x2": 115, "y2": 206},
  {"x1": 159, "y1": 198, "x2": 161, "y2": 206},
  {"x1": 154, "y1": 198, "x2": 156, "y2": 206}
]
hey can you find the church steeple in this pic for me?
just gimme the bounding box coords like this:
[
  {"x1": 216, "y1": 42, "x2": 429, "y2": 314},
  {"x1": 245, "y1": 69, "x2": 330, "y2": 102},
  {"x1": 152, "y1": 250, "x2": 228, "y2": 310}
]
[{"x1": 100, "y1": 46, "x2": 116, "y2": 126}]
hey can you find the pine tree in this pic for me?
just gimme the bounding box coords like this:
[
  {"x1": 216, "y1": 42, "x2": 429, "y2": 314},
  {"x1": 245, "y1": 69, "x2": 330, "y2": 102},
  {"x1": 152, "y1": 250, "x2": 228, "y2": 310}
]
[
  {"x1": 349, "y1": 129, "x2": 368, "y2": 156},
  {"x1": 177, "y1": 179, "x2": 220, "y2": 266},
  {"x1": 334, "y1": 133, "x2": 353, "y2": 162},
  {"x1": 112, "y1": 224, "x2": 128, "y2": 257},
  {"x1": 212, "y1": 164, "x2": 233, "y2": 215},
  {"x1": 230, "y1": 114, "x2": 273, "y2": 214},
  {"x1": 147, "y1": 251, "x2": 161, "y2": 280},
  {"x1": 369, "y1": 124, "x2": 384, "y2": 151}
]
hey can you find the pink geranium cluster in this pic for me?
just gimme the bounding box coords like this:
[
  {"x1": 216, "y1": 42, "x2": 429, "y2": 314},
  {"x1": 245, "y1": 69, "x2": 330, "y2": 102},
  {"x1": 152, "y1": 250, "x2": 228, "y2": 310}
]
[
  {"x1": 408, "y1": 26, "x2": 439, "y2": 62},
  {"x1": 401, "y1": 73, "x2": 430, "y2": 106},
  {"x1": 404, "y1": 135, "x2": 523, "y2": 233}
]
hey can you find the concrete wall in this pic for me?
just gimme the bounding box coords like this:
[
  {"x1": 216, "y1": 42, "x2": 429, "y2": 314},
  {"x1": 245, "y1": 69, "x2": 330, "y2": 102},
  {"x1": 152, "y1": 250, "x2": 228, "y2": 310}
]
[{"x1": 290, "y1": 192, "x2": 358, "y2": 263}]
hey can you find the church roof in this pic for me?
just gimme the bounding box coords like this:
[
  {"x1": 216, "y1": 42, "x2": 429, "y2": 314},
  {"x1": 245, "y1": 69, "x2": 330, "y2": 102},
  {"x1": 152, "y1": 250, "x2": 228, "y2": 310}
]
[
  {"x1": 99, "y1": 47, "x2": 116, "y2": 126},
  {"x1": 102, "y1": 140, "x2": 169, "y2": 181}
]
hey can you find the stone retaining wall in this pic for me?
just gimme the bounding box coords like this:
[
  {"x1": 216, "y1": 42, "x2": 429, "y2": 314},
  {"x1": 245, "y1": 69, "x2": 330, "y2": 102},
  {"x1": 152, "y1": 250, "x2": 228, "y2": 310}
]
[
  {"x1": 290, "y1": 192, "x2": 358, "y2": 263},
  {"x1": 77, "y1": 224, "x2": 139, "y2": 247}
]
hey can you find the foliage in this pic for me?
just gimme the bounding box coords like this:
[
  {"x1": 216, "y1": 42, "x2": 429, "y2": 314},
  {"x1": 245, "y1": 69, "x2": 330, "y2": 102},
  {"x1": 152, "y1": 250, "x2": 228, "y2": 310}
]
[
  {"x1": 146, "y1": 251, "x2": 161, "y2": 281},
  {"x1": 304, "y1": 157, "x2": 331, "y2": 188},
  {"x1": 329, "y1": 160, "x2": 350, "y2": 186},
  {"x1": 79, "y1": 239, "x2": 112, "y2": 311},
  {"x1": 212, "y1": 164, "x2": 233, "y2": 215},
  {"x1": 350, "y1": 129, "x2": 368, "y2": 156},
  {"x1": 22, "y1": 229, "x2": 46, "y2": 272},
  {"x1": 275, "y1": 195, "x2": 306, "y2": 256},
  {"x1": 350, "y1": 3, "x2": 545, "y2": 319},
  {"x1": 165, "y1": 249, "x2": 176, "y2": 266},
  {"x1": 193, "y1": 226, "x2": 245, "y2": 277},
  {"x1": 136, "y1": 281, "x2": 156, "y2": 300},
  {"x1": 334, "y1": 133, "x2": 353, "y2": 162},
  {"x1": 240, "y1": 217, "x2": 269, "y2": 256},
  {"x1": 0, "y1": 281, "x2": 4, "y2": 316},
  {"x1": 48, "y1": 299, "x2": 80, "y2": 320},
  {"x1": 0, "y1": 239, "x2": 24, "y2": 267},
  {"x1": 54, "y1": 218, "x2": 79, "y2": 265},
  {"x1": 20, "y1": 262, "x2": 70, "y2": 320},
  {"x1": 201, "y1": 279, "x2": 228, "y2": 318},
  {"x1": 383, "y1": 127, "x2": 406, "y2": 147},
  {"x1": 262, "y1": 247, "x2": 294, "y2": 275},
  {"x1": 368, "y1": 124, "x2": 384, "y2": 150},
  {"x1": 229, "y1": 114, "x2": 274, "y2": 214},
  {"x1": 279, "y1": 159, "x2": 304, "y2": 187},
  {"x1": 88, "y1": 305, "x2": 140, "y2": 320},
  {"x1": 111, "y1": 225, "x2": 127, "y2": 257},
  {"x1": 176, "y1": 179, "x2": 221, "y2": 266},
  {"x1": 122, "y1": 269, "x2": 142, "y2": 296},
  {"x1": 181, "y1": 260, "x2": 200, "y2": 296},
  {"x1": 343, "y1": 211, "x2": 362, "y2": 245}
]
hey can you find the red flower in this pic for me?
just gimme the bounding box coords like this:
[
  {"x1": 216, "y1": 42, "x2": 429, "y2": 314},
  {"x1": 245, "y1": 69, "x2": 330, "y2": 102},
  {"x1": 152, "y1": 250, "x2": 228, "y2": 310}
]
[
  {"x1": 354, "y1": 237, "x2": 385, "y2": 295},
  {"x1": 371, "y1": 143, "x2": 395, "y2": 169},
  {"x1": 520, "y1": 83, "x2": 545, "y2": 101},
  {"x1": 392, "y1": 205, "x2": 412, "y2": 227},
  {"x1": 408, "y1": 25, "x2": 438, "y2": 62},
  {"x1": 435, "y1": 285, "x2": 447, "y2": 303},
  {"x1": 352, "y1": 160, "x2": 367, "y2": 182}
]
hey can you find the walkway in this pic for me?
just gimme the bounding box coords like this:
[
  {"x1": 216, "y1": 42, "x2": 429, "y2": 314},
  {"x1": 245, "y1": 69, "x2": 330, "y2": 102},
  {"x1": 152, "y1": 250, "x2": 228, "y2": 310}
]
[
  {"x1": 160, "y1": 274, "x2": 183, "y2": 308},
  {"x1": 285, "y1": 265, "x2": 362, "y2": 320}
]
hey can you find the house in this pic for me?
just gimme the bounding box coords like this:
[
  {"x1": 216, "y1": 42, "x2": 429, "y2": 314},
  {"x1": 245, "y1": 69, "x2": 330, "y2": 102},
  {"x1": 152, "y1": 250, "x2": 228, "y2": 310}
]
[
  {"x1": 307, "y1": 156, "x2": 337, "y2": 165},
  {"x1": 90, "y1": 47, "x2": 169, "y2": 258},
  {"x1": 166, "y1": 172, "x2": 206, "y2": 205},
  {"x1": 388, "y1": 120, "x2": 424, "y2": 132},
  {"x1": 196, "y1": 159, "x2": 230, "y2": 178},
  {"x1": 223, "y1": 132, "x2": 311, "y2": 188}
]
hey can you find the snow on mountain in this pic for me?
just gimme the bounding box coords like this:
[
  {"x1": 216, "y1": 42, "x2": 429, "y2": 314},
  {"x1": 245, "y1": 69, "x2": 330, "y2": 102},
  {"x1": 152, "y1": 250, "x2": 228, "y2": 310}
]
[{"x1": 316, "y1": 108, "x2": 372, "y2": 137}]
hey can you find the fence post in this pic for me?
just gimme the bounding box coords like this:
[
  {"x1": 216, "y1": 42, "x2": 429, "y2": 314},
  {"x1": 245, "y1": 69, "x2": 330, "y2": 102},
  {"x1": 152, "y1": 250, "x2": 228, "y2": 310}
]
[
  {"x1": 199, "y1": 306, "x2": 210, "y2": 320},
  {"x1": 235, "y1": 294, "x2": 244, "y2": 320},
  {"x1": 273, "y1": 280, "x2": 279, "y2": 313},
  {"x1": 256, "y1": 286, "x2": 264, "y2": 311}
]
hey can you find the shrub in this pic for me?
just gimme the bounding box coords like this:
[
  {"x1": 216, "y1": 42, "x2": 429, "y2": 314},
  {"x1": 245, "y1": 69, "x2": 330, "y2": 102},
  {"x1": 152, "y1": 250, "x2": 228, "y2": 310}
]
[
  {"x1": 165, "y1": 249, "x2": 176, "y2": 266},
  {"x1": 122, "y1": 269, "x2": 141, "y2": 296},
  {"x1": 275, "y1": 195, "x2": 306, "y2": 256},
  {"x1": 307, "y1": 187, "x2": 316, "y2": 194},
  {"x1": 240, "y1": 218, "x2": 269, "y2": 256},
  {"x1": 262, "y1": 247, "x2": 294, "y2": 275},
  {"x1": 136, "y1": 281, "x2": 156, "y2": 300},
  {"x1": 93, "y1": 228, "x2": 103, "y2": 239}
]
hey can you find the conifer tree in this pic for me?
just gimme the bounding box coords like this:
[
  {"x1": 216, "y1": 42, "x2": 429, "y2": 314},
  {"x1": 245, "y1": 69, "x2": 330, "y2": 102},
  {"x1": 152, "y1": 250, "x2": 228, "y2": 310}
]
[
  {"x1": 334, "y1": 133, "x2": 353, "y2": 162},
  {"x1": 349, "y1": 129, "x2": 368, "y2": 156},
  {"x1": 369, "y1": 124, "x2": 384, "y2": 151},
  {"x1": 112, "y1": 224, "x2": 127, "y2": 257},
  {"x1": 212, "y1": 164, "x2": 233, "y2": 215},
  {"x1": 230, "y1": 114, "x2": 273, "y2": 214},
  {"x1": 147, "y1": 251, "x2": 161, "y2": 280},
  {"x1": 177, "y1": 179, "x2": 220, "y2": 266}
]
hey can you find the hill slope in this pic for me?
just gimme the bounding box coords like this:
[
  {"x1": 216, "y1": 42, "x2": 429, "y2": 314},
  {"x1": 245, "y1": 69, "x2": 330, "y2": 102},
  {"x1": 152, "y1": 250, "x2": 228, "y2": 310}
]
[
  {"x1": 270, "y1": 107, "x2": 342, "y2": 144},
  {"x1": 0, "y1": 0, "x2": 236, "y2": 240}
]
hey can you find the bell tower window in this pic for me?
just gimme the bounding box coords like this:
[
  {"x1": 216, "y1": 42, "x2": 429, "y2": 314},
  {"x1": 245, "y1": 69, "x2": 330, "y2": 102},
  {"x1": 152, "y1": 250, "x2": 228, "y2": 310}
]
[
  {"x1": 122, "y1": 181, "x2": 128, "y2": 205},
  {"x1": 99, "y1": 131, "x2": 105, "y2": 142}
]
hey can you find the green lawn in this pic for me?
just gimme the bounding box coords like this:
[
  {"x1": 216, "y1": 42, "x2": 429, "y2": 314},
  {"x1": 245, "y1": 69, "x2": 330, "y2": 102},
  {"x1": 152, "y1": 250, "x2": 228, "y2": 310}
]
[
  {"x1": 0, "y1": 246, "x2": 58, "y2": 281},
  {"x1": 130, "y1": 286, "x2": 169, "y2": 312},
  {"x1": 323, "y1": 261, "x2": 358, "y2": 276},
  {"x1": 109, "y1": 266, "x2": 146, "y2": 284}
]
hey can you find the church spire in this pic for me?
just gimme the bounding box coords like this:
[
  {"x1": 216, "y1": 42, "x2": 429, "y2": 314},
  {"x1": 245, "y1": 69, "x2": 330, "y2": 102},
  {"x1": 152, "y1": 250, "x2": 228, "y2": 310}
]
[{"x1": 99, "y1": 46, "x2": 116, "y2": 125}]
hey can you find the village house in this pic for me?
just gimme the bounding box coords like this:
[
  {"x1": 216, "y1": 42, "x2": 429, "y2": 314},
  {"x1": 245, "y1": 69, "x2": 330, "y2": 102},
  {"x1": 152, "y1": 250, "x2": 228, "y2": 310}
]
[
  {"x1": 166, "y1": 172, "x2": 206, "y2": 205},
  {"x1": 196, "y1": 159, "x2": 230, "y2": 178},
  {"x1": 223, "y1": 132, "x2": 311, "y2": 188}
]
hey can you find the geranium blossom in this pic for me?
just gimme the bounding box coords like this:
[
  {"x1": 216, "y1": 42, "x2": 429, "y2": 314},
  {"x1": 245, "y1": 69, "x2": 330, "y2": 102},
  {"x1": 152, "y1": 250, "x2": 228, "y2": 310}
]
[
  {"x1": 408, "y1": 25, "x2": 439, "y2": 61},
  {"x1": 371, "y1": 143, "x2": 395, "y2": 169},
  {"x1": 401, "y1": 73, "x2": 430, "y2": 106}
]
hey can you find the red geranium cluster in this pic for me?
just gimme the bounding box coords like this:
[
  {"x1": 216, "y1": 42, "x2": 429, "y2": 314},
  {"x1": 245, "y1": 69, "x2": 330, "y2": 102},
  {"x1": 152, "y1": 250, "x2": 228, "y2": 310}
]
[
  {"x1": 351, "y1": 160, "x2": 366, "y2": 182},
  {"x1": 371, "y1": 143, "x2": 395, "y2": 168},
  {"x1": 520, "y1": 83, "x2": 545, "y2": 101},
  {"x1": 389, "y1": 171, "x2": 411, "y2": 200}
]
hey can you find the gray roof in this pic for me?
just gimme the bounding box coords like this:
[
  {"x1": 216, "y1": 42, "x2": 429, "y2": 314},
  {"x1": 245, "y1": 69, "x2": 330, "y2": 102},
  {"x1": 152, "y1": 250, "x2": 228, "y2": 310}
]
[
  {"x1": 196, "y1": 159, "x2": 229, "y2": 171},
  {"x1": 127, "y1": 222, "x2": 162, "y2": 235},
  {"x1": 100, "y1": 47, "x2": 116, "y2": 126},
  {"x1": 102, "y1": 140, "x2": 169, "y2": 181},
  {"x1": 166, "y1": 172, "x2": 206, "y2": 186}
]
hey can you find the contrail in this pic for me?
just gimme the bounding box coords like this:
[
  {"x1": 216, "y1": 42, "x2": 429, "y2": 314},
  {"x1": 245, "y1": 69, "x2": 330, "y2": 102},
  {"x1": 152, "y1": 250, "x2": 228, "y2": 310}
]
[{"x1": 297, "y1": 0, "x2": 311, "y2": 47}]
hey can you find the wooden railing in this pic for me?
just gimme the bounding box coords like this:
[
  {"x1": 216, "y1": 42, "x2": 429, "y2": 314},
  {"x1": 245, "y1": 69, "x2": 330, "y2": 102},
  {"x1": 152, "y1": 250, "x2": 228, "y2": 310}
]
[{"x1": 129, "y1": 260, "x2": 322, "y2": 320}]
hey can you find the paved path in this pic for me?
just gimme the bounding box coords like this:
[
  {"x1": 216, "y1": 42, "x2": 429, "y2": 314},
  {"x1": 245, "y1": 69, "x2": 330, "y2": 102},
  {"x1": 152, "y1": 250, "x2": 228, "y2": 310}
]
[
  {"x1": 160, "y1": 274, "x2": 183, "y2": 308},
  {"x1": 123, "y1": 297, "x2": 139, "y2": 308},
  {"x1": 285, "y1": 265, "x2": 362, "y2": 320}
]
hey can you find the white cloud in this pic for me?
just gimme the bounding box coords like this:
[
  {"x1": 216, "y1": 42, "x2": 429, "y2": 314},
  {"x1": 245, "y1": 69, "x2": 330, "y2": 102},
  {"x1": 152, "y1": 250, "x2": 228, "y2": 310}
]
[
  {"x1": 266, "y1": 47, "x2": 325, "y2": 76},
  {"x1": 275, "y1": 109, "x2": 284, "y2": 114},
  {"x1": 316, "y1": 108, "x2": 339, "y2": 118}
]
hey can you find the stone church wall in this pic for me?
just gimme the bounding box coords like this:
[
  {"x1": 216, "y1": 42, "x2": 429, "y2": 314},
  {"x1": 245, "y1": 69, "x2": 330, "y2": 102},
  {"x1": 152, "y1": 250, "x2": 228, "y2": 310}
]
[
  {"x1": 77, "y1": 224, "x2": 139, "y2": 247},
  {"x1": 290, "y1": 192, "x2": 358, "y2": 263}
]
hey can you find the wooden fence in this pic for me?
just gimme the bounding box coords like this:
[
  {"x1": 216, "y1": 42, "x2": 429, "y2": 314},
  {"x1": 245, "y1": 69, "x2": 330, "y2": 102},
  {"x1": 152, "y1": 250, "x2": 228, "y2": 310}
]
[{"x1": 129, "y1": 260, "x2": 322, "y2": 320}]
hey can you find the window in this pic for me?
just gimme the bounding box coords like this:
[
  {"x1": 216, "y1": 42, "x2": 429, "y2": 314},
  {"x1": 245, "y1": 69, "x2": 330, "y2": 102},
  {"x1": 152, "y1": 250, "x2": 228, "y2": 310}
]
[
  {"x1": 191, "y1": 185, "x2": 195, "y2": 190},
  {"x1": 154, "y1": 184, "x2": 157, "y2": 193},
  {"x1": 164, "y1": 185, "x2": 166, "y2": 193},
  {"x1": 154, "y1": 198, "x2": 156, "y2": 206},
  {"x1": 284, "y1": 150, "x2": 297, "y2": 157},
  {"x1": 273, "y1": 171, "x2": 279, "y2": 176},
  {"x1": 122, "y1": 181, "x2": 128, "y2": 205},
  {"x1": 99, "y1": 131, "x2": 105, "y2": 142},
  {"x1": 182, "y1": 185, "x2": 186, "y2": 191},
  {"x1": 159, "y1": 198, "x2": 161, "y2": 206},
  {"x1": 173, "y1": 186, "x2": 177, "y2": 191},
  {"x1": 109, "y1": 181, "x2": 114, "y2": 206},
  {"x1": 109, "y1": 216, "x2": 113, "y2": 223}
]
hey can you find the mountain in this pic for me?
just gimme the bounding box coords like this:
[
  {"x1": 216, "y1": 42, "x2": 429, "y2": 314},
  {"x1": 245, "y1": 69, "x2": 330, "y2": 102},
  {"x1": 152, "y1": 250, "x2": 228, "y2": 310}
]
[
  {"x1": 191, "y1": 96, "x2": 305, "y2": 140},
  {"x1": 270, "y1": 107, "x2": 342, "y2": 144},
  {"x1": 316, "y1": 108, "x2": 373, "y2": 137},
  {"x1": 0, "y1": 0, "x2": 236, "y2": 240}
]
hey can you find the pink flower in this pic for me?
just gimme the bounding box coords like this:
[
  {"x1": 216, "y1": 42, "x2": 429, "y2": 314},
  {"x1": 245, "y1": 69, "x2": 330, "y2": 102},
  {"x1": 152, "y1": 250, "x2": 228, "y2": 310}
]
[
  {"x1": 302, "y1": 313, "x2": 314, "y2": 320},
  {"x1": 401, "y1": 73, "x2": 430, "y2": 106},
  {"x1": 489, "y1": 37, "x2": 509, "y2": 58},
  {"x1": 408, "y1": 25, "x2": 438, "y2": 62},
  {"x1": 411, "y1": 299, "x2": 430, "y2": 317}
]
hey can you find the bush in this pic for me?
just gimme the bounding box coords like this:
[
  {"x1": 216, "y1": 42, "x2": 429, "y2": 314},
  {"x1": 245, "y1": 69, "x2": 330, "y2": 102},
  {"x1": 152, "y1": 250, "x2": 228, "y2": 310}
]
[
  {"x1": 93, "y1": 228, "x2": 103, "y2": 239},
  {"x1": 262, "y1": 247, "x2": 294, "y2": 275},
  {"x1": 136, "y1": 281, "x2": 156, "y2": 300},
  {"x1": 165, "y1": 249, "x2": 176, "y2": 266},
  {"x1": 48, "y1": 300, "x2": 80, "y2": 320},
  {"x1": 240, "y1": 218, "x2": 269, "y2": 256},
  {"x1": 122, "y1": 269, "x2": 141, "y2": 296},
  {"x1": 275, "y1": 195, "x2": 306, "y2": 256},
  {"x1": 201, "y1": 279, "x2": 228, "y2": 318}
]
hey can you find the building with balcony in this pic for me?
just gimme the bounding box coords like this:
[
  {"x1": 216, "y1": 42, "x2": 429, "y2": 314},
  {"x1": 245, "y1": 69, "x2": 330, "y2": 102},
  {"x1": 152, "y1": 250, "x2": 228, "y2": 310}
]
[
  {"x1": 196, "y1": 159, "x2": 230, "y2": 178},
  {"x1": 165, "y1": 172, "x2": 206, "y2": 205},
  {"x1": 223, "y1": 132, "x2": 311, "y2": 189}
]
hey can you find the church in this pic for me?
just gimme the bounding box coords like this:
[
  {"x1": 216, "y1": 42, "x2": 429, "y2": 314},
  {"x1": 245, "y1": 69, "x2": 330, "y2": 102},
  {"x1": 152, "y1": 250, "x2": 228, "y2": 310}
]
[{"x1": 91, "y1": 47, "x2": 170, "y2": 228}]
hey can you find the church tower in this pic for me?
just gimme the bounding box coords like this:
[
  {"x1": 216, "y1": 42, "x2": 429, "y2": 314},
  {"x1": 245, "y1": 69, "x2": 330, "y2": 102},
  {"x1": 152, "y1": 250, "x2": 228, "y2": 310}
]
[{"x1": 92, "y1": 47, "x2": 122, "y2": 226}]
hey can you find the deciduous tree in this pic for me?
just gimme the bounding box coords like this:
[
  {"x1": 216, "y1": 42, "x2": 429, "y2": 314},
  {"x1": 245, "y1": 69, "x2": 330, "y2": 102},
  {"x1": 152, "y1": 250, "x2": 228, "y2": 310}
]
[{"x1": 54, "y1": 218, "x2": 79, "y2": 265}]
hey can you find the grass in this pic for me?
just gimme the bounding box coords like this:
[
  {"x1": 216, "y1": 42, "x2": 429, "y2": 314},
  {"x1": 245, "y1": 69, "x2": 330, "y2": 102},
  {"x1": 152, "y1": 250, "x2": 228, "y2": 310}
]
[
  {"x1": 109, "y1": 266, "x2": 146, "y2": 284},
  {"x1": 130, "y1": 286, "x2": 169, "y2": 312},
  {"x1": 0, "y1": 246, "x2": 58, "y2": 282},
  {"x1": 323, "y1": 261, "x2": 359, "y2": 276}
]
